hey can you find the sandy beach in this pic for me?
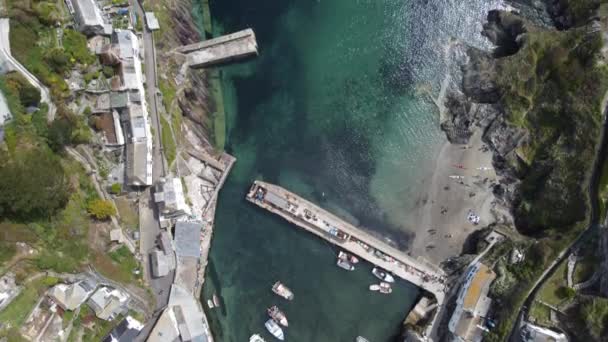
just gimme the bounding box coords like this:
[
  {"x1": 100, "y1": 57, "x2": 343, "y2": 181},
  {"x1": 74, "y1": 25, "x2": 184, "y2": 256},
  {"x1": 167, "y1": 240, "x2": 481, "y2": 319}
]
[{"x1": 408, "y1": 129, "x2": 508, "y2": 266}]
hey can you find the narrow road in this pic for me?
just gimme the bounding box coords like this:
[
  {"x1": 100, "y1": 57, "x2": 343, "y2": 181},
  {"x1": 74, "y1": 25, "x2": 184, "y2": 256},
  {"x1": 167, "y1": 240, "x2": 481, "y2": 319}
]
[
  {"x1": 0, "y1": 18, "x2": 56, "y2": 121},
  {"x1": 130, "y1": 1, "x2": 173, "y2": 340}
]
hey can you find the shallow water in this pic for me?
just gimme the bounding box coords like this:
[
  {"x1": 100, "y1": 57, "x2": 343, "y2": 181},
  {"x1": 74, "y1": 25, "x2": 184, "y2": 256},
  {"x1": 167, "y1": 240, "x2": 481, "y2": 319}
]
[{"x1": 199, "y1": 0, "x2": 505, "y2": 341}]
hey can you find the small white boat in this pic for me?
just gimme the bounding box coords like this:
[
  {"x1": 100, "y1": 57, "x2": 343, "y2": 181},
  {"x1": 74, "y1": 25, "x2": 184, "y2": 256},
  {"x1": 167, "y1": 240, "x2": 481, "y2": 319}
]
[
  {"x1": 207, "y1": 299, "x2": 214, "y2": 308},
  {"x1": 213, "y1": 294, "x2": 220, "y2": 307},
  {"x1": 268, "y1": 305, "x2": 289, "y2": 327},
  {"x1": 372, "y1": 267, "x2": 394, "y2": 283},
  {"x1": 272, "y1": 281, "x2": 294, "y2": 300},
  {"x1": 250, "y1": 334, "x2": 266, "y2": 342},
  {"x1": 265, "y1": 319, "x2": 285, "y2": 341},
  {"x1": 369, "y1": 284, "x2": 380, "y2": 291},
  {"x1": 356, "y1": 337, "x2": 370, "y2": 342},
  {"x1": 337, "y1": 258, "x2": 355, "y2": 271},
  {"x1": 339, "y1": 251, "x2": 359, "y2": 264},
  {"x1": 379, "y1": 282, "x2": 392, "y2": 294}
]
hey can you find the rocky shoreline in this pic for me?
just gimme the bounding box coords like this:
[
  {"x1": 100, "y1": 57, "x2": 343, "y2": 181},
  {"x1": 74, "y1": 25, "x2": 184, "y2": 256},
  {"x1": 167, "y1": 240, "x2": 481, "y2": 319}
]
[{"x1": 440, "y1": 7, "x2": 605, "y2": 234}]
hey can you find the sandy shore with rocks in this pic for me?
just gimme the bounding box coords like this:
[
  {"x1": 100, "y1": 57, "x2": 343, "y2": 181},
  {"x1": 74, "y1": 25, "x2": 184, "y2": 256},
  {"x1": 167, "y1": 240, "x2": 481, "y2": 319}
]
[{"x1": 407, "y1": 129, "x2": 509, "y2": 266}]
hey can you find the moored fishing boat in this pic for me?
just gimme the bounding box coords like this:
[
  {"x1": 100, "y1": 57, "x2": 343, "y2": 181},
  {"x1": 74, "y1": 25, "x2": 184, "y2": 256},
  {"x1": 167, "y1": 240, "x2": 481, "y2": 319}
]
[
  {"x1": 369, "y1": 284, "x2": 380, "y2": 291},
  {"x1": 267, "y1": 305, "x2": 289, "y2": 327},
  {"x1": 250, "y1": 334, "x2": 266, "y2": 342},
  {"x1": 265, "y1": 319, "x2": 285, "y2": 341},
  {"x1": 337, "y1": 257, "x2": 355, "y2": 271},
  {"x1": 379, "y1": 282, "x2": 392, "y2": 294},
  {"x1": 338, "y1": 251, "x2": 359, "y2": 264},
  {"x1": 212, "y1": 294, "x2": 220, "y2": 307},
  {"x1": 372, "y1": 267, "x2": 395, "y2": 283},
  {"x1": 272, "y1": 281, "x2": 294, "y2": 300},
  {"x1": 356, "y1": 337, "x2": 370, "y2": 342}
]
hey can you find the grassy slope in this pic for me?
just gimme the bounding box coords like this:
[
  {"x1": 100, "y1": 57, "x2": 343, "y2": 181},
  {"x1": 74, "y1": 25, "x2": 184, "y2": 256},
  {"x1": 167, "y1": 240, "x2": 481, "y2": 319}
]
[
  {"x1": 496, "y1": 24, "x2": 608, "y2": 233},
  {"x1": 485, "y1": 4, "x2": 608, "y2": 339}
]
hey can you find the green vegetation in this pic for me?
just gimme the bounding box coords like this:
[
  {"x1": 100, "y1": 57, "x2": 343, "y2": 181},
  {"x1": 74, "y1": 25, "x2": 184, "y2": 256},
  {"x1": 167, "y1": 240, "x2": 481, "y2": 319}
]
[
  {"x1": 495, "y1": 23, "x2": 608, "y2": 233},
  {"x1": 598, "y1": 158, "x2": 608, "y2": 219},
  {"x1": 102, "y1": 66, "x2": 114, "y2": 78},
  {"x1": 0, "y1": 241, "x2": 16, "y2": 264},
  {"x1": 158, "y1": 77, "x2": 176, "y2": 109},
  {"x1": 554, "y1": 0, "x2": 608, "y2": 27},
  {"x1": 4, "y1": 72, "x2": 41, "y2": 108},
  {"x1": 573, "y1": 253, "x2": 598, "y2": 284},
  {"x1": 114, "y1": 197, "x2": 138, "y2": 231},
  {"x1": 87, "y1": 199, "x2": 116, "y2": 220},
  {"x1": 0, "y1": 277, "x2": 57, "y2": 327},
  {"x1": 100, "y1": 246, "x2": 141, "y2": 284},
  {"x1": 0, "y1": 148, "x2": 69, "y2": 220},
  {"x1": 110, "y1": 183, "x2": 122, "y2": 195},
  {"x1": 537, "y1": 262, "x2": 568, "y2": 306},
  {"x1": 485, "y1": 229, "x2": 582, "y2": 341},
  {"x1": 529, "y1": 302, "x2": 552, "y2": 325},
  {"x1": 160, "y1": 115, "x2": 177, "y2": 166},
  {"x1": 581, "y1": 297, "x2": 608, "y2": 339},
  {"x1": 62, "y1": 29, "x2": 96, "y2": 66}
]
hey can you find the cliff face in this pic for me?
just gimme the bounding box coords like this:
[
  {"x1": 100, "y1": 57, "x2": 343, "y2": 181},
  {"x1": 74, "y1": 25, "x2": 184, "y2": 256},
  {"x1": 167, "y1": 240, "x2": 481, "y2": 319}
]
[
  {"x1": 442, "y1": 9, "x2": 608, "y2": 235},
  {"x1": 153, "y1": 0, "x2": 213, "y2": 139}
]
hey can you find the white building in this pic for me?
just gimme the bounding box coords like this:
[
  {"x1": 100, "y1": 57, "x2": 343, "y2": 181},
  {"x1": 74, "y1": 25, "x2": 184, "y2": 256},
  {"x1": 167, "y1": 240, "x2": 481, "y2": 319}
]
[
  {"x1": 148, "y1": 285, "x2": 210, "y2": 342},
  {"x1": 154, "y1": 177, "x2": 191, "y2": 225},
  {"x1": 521, "y1": 323, "x2": 568, "y2": 342},
  {"x1": 113, "y1": 30, "x2": 153, "y2": 186},
  {"x1": 48, "y1": 280, "x2": 96, "y2": 311},
  {"x1": 69, "y1": 0, "x2": 111, "y2": 36},
  {"x1": 448, "y1": 263, "x2": 496, "y2": 342},
  {"x1": 87, "y1": 286, "x2": 129, "y2": 321}
]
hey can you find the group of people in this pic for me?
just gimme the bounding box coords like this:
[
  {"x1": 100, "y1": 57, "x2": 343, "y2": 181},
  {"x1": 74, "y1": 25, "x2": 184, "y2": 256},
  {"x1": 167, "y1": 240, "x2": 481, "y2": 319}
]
[{"x1": 467, "y1": 209, "x2": 480, "y2": 225}]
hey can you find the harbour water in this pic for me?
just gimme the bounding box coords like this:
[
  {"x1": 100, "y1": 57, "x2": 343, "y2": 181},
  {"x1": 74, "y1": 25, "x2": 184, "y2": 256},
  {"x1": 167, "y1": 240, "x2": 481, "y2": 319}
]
[{"x1": 198, "y1": 0, "x2": 506, "y2": 341}]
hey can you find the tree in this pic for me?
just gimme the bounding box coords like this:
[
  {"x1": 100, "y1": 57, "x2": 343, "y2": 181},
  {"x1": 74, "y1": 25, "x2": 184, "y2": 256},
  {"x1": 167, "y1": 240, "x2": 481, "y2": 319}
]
[
  {"x1": 555, "y1": 286, "x2": 576, "y2": 300},
  {"x1": 48, "y1": 118, "x2": 73, "y2": 151},
  {"x1": 44, "y1": 48, "x2": 70, "y2": 74},
  {"x1": 87, "y1": 199, "x2": 116, "y2": 220},
  {"x1": 0, "y1": 148, "x2": 69, "y2": 220}
]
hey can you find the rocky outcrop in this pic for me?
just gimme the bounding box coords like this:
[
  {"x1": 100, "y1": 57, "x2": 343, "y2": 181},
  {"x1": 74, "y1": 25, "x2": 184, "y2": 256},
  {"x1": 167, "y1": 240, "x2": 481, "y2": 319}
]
[
  {"x1": 482, "y1": 10, "x2": 527, "y2": 57},
  {"x1": 439, "y1": 10, "x2": 549, "y2": 229},
  {"x1": 155, "y1": 0, "x2": 213, "y2": 140}
]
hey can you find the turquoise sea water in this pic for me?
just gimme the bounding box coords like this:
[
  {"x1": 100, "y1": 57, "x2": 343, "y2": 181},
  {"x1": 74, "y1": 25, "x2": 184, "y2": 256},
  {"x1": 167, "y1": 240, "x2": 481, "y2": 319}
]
[{"x1": 199, "y1": 0, "x2": 505, "y2": 341}]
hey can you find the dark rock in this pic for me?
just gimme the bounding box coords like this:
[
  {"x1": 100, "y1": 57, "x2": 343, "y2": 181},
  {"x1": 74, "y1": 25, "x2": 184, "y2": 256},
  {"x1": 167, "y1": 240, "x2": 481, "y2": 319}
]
[
  {"x1": 462, "y1": 49, "x2": 501, "y2": 103},
  {"x1": 482, "y1": 10, "x2": 528, "y2": 56}
]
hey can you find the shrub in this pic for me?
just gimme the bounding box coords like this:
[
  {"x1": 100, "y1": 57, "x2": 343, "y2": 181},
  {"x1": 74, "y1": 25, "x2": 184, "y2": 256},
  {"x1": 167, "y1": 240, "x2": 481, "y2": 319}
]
[
  {"x1": 556, "y1": 286, "x2": 576, "y2": 300},
  {"x1": 44, "y1": 48, "x2": 70, "y2": 74},
  {"x1": 87, "y1": 199, "x2": 116, "y2": 220},
  {"x1": 110, "y1": 183, "x2": 122, "y2": 195},
  {"x1": 102, "y1": 66, "x2": 114, "y2": 78},
  {"x1": 63, "y1": 29, "x2": 96, "y2": 66}
]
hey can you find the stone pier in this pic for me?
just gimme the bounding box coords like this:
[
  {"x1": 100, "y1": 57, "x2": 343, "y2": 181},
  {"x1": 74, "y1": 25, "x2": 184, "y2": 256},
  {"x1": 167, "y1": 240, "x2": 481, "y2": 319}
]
[{"x1": 177, "y1": 29, "x2": 258, "y2": 68}]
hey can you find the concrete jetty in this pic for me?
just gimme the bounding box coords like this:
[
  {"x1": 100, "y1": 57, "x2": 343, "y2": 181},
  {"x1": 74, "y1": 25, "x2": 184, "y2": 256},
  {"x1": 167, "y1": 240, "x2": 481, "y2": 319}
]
[
  {"x1": 246, "y1": 181, "x2": 446, "y2": 299},
  {"x1": 177, "y1": 29, "x2": 258, "y2": 68}
]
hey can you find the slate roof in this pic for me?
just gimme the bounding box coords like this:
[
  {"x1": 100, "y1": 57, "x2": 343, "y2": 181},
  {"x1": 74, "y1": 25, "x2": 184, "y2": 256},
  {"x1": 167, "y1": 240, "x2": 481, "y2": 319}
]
[{"x1": 174, "y1": 221, "x2": 202, "y2": 258}]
